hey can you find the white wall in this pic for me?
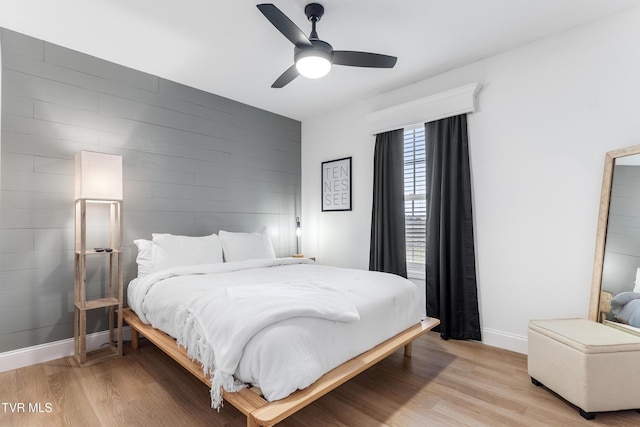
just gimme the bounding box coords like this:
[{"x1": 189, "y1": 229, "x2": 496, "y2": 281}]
[{"x1": 301, "y1": 7, "x2": 640, "y2": 354}]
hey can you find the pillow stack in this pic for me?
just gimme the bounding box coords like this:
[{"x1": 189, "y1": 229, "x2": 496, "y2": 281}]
[{"x1": 133, "y1": 227, "x2": 276, "y2": 278}]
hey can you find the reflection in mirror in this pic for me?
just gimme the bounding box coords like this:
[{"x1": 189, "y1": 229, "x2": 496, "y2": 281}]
[
  {"x1": 590, "y1": 145, "x2": 640, "y2": 336},
  {"x1": 601, "y1": 154, "x2": 640, "y2": 327}
]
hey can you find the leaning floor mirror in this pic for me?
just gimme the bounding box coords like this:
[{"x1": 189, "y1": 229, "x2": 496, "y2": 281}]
[{"x1": 590, "y1": 144, "x2": 640, "y2": 336}]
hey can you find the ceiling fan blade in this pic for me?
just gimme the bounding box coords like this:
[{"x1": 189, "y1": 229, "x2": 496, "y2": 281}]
[
  {"x1": 271, "y1": 65, "x2": 299, "y2": 88},
  {"x1": 332, "y1": 51, "x2": 397, "y2": 68},
  {"x1": 257, "y1": 4, "x2": 312, "y2": 48}
]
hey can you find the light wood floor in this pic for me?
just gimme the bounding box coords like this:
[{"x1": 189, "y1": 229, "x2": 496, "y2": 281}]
[{"x1": 1, "y1": 332, "x2": 638, "y2": 426}]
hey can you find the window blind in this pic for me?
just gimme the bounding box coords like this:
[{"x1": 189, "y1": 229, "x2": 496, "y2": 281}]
[{"x1": 404, "y1": 126, "x2": 426, "y2": 277}]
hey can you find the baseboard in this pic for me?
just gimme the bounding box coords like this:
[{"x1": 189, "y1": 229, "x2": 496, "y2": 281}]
[
  {"x1": 482, "y1": 327, "x2": 528, "y2": 354},
  {"x1": 0, "y1": 327, "x2": 131, "y2": 373}
]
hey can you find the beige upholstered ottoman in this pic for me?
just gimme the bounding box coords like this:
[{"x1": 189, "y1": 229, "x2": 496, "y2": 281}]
[{"x1": 528, "y1": 318, "x2": 640, "y2": 419}]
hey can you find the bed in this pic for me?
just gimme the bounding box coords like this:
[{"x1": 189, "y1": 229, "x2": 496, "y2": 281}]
[
  {"x1": 611, "y1": 292, "x2": 640, "y2": 328},
  {"x1": 124, "y1": 230, "x2": 439, "y2": 426}
]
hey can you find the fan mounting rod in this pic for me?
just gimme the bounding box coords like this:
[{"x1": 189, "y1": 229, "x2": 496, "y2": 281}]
[{"x1": 304, "y1": 3, "x2": 324, "y2": 40}]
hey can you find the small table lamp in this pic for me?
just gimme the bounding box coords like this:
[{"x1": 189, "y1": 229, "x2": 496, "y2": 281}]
[{"x1": 292, "y1": 216, "x2": 303, "y2": 257}]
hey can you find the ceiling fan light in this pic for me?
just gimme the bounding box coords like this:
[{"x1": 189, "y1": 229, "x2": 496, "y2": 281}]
[{"x1": 295, "y1": 52, "x2": 332, "y2": 79}]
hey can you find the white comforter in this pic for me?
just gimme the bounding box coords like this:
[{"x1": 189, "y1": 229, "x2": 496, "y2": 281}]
[{"x1": 127, "y1": 258, "x2": 421, "y2": 406}]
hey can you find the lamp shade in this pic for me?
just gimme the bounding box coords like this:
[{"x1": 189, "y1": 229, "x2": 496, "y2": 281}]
[
  {"x1": 296, "y1": 55, "x2": 331, "y2": 79},
  {"x1": 295, "y1": 48, "x2": 332, "y2": 79},
  {"x1": 75, "y1": 151, "x2": 123, "y2": 200}
]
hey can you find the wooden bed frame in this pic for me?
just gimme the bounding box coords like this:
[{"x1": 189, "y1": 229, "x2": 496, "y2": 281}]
[{"x1": 122, "y1": 308, "x2": 439, "y2": 427}]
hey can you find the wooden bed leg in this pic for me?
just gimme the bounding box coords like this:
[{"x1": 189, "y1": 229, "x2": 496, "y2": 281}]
[
  {"x1": 247, "y1": 414, "x2": 260, "y2": 427},
  {"x1": 404, "y1": 342, "x2": 412, "y2": 358},
  {"x1": 131, "y1": 329, "x2": 140, "y2": 351}
]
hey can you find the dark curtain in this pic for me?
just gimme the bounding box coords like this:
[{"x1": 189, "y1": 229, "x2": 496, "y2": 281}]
[
  {"x1": 369, "y1": 129, "x2": 407, "y2": 278},
  {"x1": 425, "y1": 114, "x2": 481, "y2": 340}
]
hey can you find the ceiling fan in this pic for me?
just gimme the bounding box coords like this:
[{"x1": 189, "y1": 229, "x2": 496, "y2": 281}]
[{"x1": 257, "y1": 3, "x2": 398, "y2": 88}]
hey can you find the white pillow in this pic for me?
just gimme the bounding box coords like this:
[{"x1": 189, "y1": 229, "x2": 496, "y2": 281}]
[
  {"x1": 133, "y1": 239, "x2": 154, "y2": 278},
  {"x1": 151, "y1": 233, "x2": 223, "y2": 271},
  {"x1": 219, "y1": 227, "x2": 276, "y2": 262}
]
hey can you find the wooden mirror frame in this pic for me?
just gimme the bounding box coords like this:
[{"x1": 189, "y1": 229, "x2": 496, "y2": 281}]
[{"x1": 589, "y1": 144, "x2": 640, "y2": 322}]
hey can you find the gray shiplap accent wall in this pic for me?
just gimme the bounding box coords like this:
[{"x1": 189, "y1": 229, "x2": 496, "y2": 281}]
[{"x1": 0, "y1": 29, "x2": 301, "y2": 353}]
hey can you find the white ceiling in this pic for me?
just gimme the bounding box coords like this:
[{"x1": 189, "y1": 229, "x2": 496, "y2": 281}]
[{"x1": 1, "y1": 0, "x2": 640, "y2": 121}]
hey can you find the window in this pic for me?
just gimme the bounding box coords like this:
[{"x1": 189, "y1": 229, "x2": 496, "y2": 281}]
[{"x1": 404, "y1": 126, "x2": 426, "y2": 278}]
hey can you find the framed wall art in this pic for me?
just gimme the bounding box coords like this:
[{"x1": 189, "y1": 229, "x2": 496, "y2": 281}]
[{"x1": 322, "y1": 157, "x2": 352, "y2": 211}]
